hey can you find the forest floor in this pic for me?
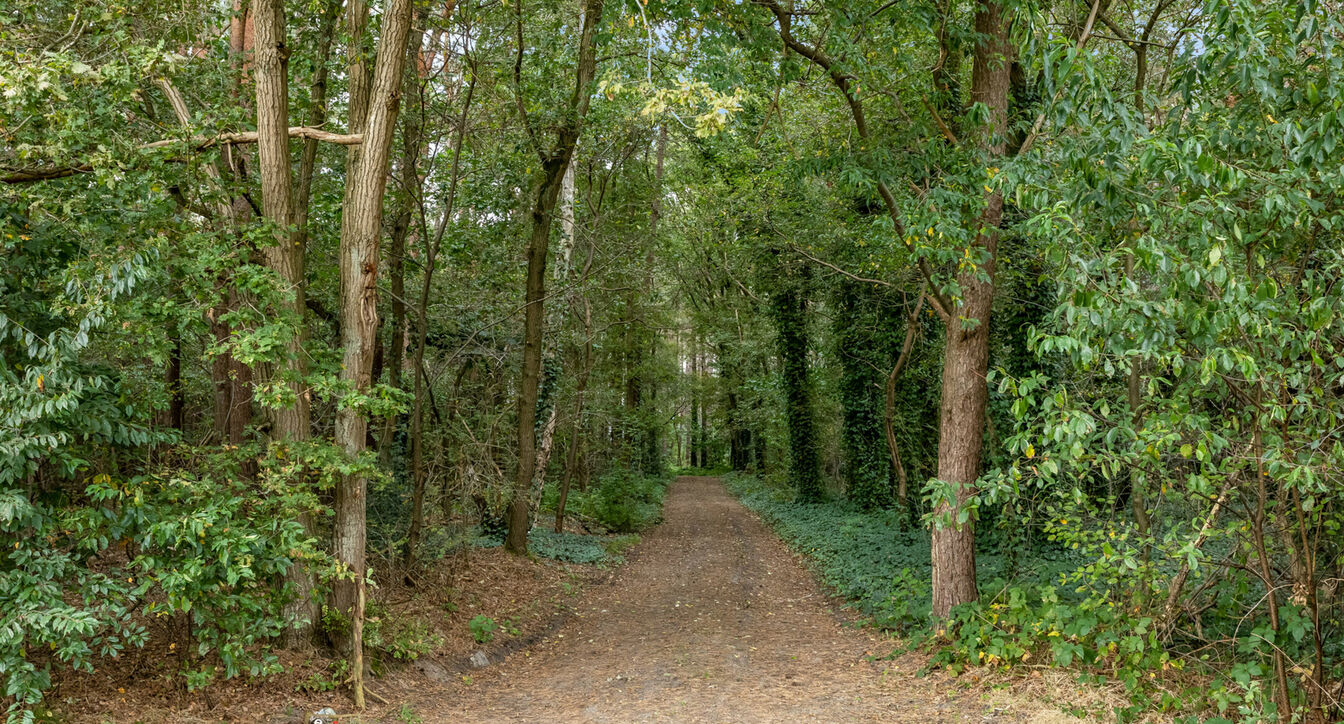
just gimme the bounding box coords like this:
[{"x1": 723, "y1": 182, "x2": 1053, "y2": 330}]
[
  {"x1": 401, "y1": 476, "x2": 1078, "y2": 723},
  {"x1": 72, "y1": 476, "x2": 1115, "y2": 723}
]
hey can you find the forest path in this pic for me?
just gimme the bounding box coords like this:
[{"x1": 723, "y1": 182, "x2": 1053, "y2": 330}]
[{"x1": 420, "y1": 476, "x2": 1024, "y2": 723}]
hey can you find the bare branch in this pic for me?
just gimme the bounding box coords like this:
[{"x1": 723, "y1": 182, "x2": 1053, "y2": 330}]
[{"x1": 4, "y1": 126, "x2": 363, "y2": 184}]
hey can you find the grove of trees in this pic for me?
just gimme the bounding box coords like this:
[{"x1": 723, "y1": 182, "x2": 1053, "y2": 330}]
[{"x1": 1, "y1": 0, "x2": 1341, "y2": 720}]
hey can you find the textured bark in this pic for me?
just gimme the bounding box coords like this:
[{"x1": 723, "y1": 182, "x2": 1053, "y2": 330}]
[
  {"x1": 253, "y1": 0, "x2": 307, "y2": 443},
  {"x1": 383, "y1": 14, "x2": 428, "y2": 472},
  {"x1": 504, "y1": 0, "x2": 606, "y2": 555},
  {"x1": 209, "y1": 2, "x2": 257, "y2": 468},
  {"x1": 252, "y1": 0, "x2": 322, "y2": 645},
  {"x1": 331, "y1": 0, "x2": 414, "y2": 700},
  {"x1": 554, "y1": 148, "x2": 594, "y2": 534},
  {"x1": 929, "y1": 0, "x2": 1011, "y2": 620}
]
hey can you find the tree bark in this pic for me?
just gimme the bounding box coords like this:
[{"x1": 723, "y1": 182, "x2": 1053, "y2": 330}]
[
  {"x1": 930, "y1": 0, "x2": 1011, "y2": 620},
  {"x1": 211, "y1": 0, "x2": 257, "y2": 476},
  {"x1": 252, "y1": 0, "x2": 321, "y2": 645},
  {"x1": 885, "y1": 288, "x2": 926, "y2": 515},
  {"x1": 504, "y1": 0, "x2": 606, "y2": 555},
  {"x1": 330, "y1": 0, "x2": 414, "y2": 706},
  {"x1": 292, "y1": 0, "x2": 340, "y2": 256},
  {"x1": 381, "y1": 11, "x2": 429, "y2": 468}
]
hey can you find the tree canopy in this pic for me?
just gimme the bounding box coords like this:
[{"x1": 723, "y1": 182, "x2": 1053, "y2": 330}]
[{"x1": 2, "y1": 0, "x2": 1342, "y2": 720}]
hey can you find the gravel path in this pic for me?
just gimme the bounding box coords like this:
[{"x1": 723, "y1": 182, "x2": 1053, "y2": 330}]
[{"x1": 423, "y1": 476, "x2": 1020, "y2": 723}]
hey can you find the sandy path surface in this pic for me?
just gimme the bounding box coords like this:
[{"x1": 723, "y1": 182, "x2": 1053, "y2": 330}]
[{"x1": 422, "y1": 476, "x2": 1019, "y2": 723}]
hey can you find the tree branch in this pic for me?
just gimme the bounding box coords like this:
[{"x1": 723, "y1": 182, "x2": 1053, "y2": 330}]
[
  {"x1": 3, "y1": 126, "x2": 363, "y2": 184},
  {"x1": 751, "y1": 0, "x2": 953, "y2": 320}
]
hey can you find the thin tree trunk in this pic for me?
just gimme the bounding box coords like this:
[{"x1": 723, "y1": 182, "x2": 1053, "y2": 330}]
[
  {"x1": 331, "y1": 0, "x2": 414, "y2": 707},
  {"x1": 292, "y1": 0, "x2": 340, "y2": 259},
  {"x1": 382, "y1": 11, "x2": 431, "y2": 469},
  {"x1": 406, "y1": 40, "x2": 472, "y2": 569},
  {"x1": 929, "y1": 0, "x2": 1011, "y2": 619},
  {"x1": 885, "y1": 288, "x2": 926, "y2": 515},
  {"x1": 504, "y1": 0, "x2": 606, "y2": 555},
  {"x1": 1250, "y1": 401, "x2": 1292, "y2": 717},
  {"x1": 554, "y1": 302, "x2": 591, "y2": 533},
  {"x1": 210, "y1": 0, "x2": 256, "y2": 463}
]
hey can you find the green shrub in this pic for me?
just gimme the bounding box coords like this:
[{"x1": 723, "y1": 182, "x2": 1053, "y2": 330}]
[
  {"x1": 527, "y1": 529, "x2": 611, "y2": 565},
  {"x1": 587, "y1": 469, "x2": 668, "y2": 533},
  {"x1": 537, "y1": 468, "x2": 670, "y2": 534},
  {"x1": 1, "y1": 449, "x2": 330, "y2": 718},
  {"x1": 468, "y1": 614, "x2": 498, "y2": 644},
  {"x1": 362, "y1": 601, "x2": 442, "y2": 664},
  {"x1": 474, "y1": 528, "x2": 640, "y2": 567}
]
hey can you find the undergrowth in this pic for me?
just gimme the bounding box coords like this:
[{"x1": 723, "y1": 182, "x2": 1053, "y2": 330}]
[
  {"x1": 720, "y1": 472, "x2": 1259, "y2": 722},
  {"x1": 539, "y1": 468, "x2": 670, "y2": 533},
  {"x1": 721, "y1": 472, "x2": 1065, "y2": 631}
]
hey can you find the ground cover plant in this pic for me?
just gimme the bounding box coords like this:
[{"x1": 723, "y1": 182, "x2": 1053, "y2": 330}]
[{"x1": 2, "y1": 0, "x2": 1341, "y2": 721}]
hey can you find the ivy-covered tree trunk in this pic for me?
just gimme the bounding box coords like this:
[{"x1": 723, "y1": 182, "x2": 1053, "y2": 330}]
[
  {"x1": 930, "y1": 0, "x2": 1011, "y2": 620},
  {"x1": 771, "y1": 269, "x2": 821, "y2": 502},
  {"x1": 834, "y1": 280, "x2": 893, "y2": 510}
]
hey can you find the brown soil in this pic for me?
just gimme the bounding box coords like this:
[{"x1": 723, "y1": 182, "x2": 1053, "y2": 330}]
[
  {"x1": 58, "y1": 535, "x2": 607, "y2": 723},
  {"x1": 66, "y1": 476, "x2": 1089, "y2": 722},
  {"x1": 408, "y1": 476, "x2": 1037, "y2": 723}
]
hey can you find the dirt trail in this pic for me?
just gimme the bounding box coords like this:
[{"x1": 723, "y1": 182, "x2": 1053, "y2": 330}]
[{"x1": 422, "y1": 476, "x2": 1022, "y2": 723}]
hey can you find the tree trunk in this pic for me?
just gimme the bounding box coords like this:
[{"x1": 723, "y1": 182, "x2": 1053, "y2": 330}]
[
  {"x1": 885, "y1": 288, "x2": 926, "y2": 517},
  {"x1": 554, "y1": 304, "x2": 591, "y2": 533},
  {"x1": 382, "y1": 14, "x2": 429, "y2": 469},
  {"x1": 406, "y1": 55, "x2": 473, "y2": 568},
  {"x1": 504, "y1": 0, "x2": 606, "y2": 555},
  {"x1": 929, "y1": 0, "x2": 1010, "y2": 620},
  {"x1": 330, "y1": 0, "x2": 414, "y2": 705},
  {"x1": 211, "y1": 0, "x2": 256, "y2": 465},
  {"x1": 158, "y1": 333, "x2": 185, "y2": 432},
  {"x1": 252, "y1": 0, "x2": 322, "y2": 645},
  {"x1": 772, "y1": 273, "x2": 821, "y2": 502},
  {"x1": 292, "y1": 0, "x2": 340, "y2": 260}
]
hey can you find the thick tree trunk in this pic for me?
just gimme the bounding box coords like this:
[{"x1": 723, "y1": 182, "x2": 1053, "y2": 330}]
[
  {"x1": 331, "y1": 0, "x2": 414, "y2": 705},
  {"x1": 929, "y1": 0, "x2": 1010, "y2": 620},
  {"x1": 504, "y1": 0, "x2": 606, "y2": 555},
  {"x1": 382, "y1": 13, "x2": 430, "y2": 471},
  {"x1": 252, "y1": 0, "x2": 322, "y2": 645}
]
